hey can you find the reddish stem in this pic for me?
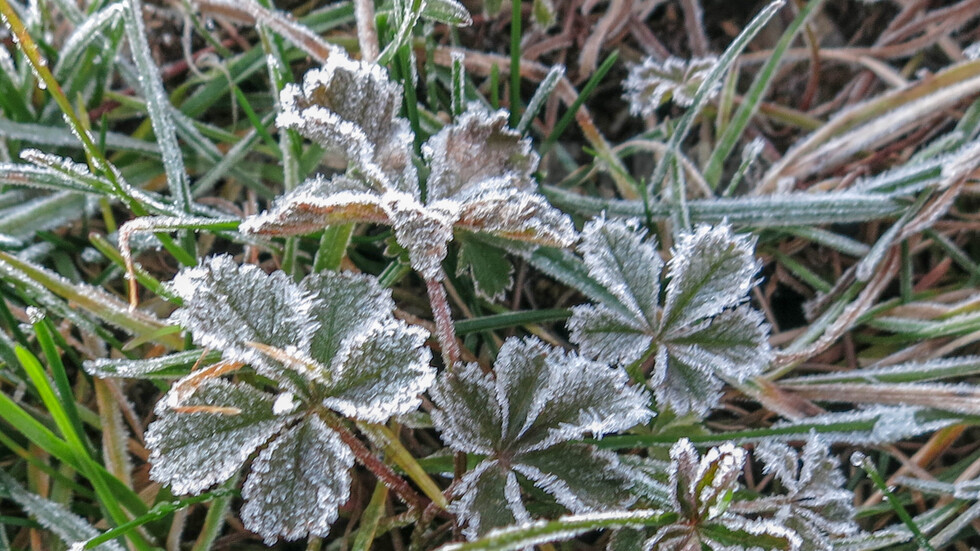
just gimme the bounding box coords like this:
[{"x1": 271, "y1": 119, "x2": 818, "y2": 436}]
[
  {"x1": 426, "y1": 278, "x2": 461, "y2": 370},
  {"x1": 321, "y1": 413, "x2": 426, "y2": 511}
]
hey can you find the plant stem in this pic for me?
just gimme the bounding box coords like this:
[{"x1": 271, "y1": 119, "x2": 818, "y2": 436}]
[
  {"x1": 427, "y1": 278, "x2": 461, "y2": 370},
  {"x1": 321, "y1": 412, "x2": 426, "y2": 511},
  {"x1": 354, "y1": 0, "x2": 380, "y2": 62}
]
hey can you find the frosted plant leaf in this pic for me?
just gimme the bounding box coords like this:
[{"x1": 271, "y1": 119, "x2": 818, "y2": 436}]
[
  {"x1": 624, "y1": 56, "x2": 720, "y2": 116},
  {"x1": 167, "y1": 255, "x2": 316, "y2": 376},
  {"x1": 241, "y1": 415, "x2": 354, "y2": 544},
  {"x1": 145, "y1": 379, "x2": 290, "y2": 495},
  {"x1": 148, "y1": 259, "x2": 433, "y2": 542},
  {"x1": 752, "y1": 437, "x2": 860, "y2": 551},
  {"x1": 424, "y1": 105, "x2": 537, "y2": 201},
  {"x1": 238, "y1": 175, "x2": 390, "y2": 237},
  {"x1": 642, "y1": 439, "x2": 801, "y2": 551},
  {"x1": 322, "y1": 320, "x2": 432, "y2": 422},
  {"x1": 245, "y1": 80, "x2": 577, "y2": 284},
  {"x1": 660, "y1": 224, "x2": 761, "y2": 330},
  {"x1": 276, "y1": 54, "x2": 416, "y2": 189},
  {"x1": 567, "y1": 218, "x2": 771, "y2": 417},
  {"x1": 431, "y1": 336, "x2": 652, "y2": 539}
]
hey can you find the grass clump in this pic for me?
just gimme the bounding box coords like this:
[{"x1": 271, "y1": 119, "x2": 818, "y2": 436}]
[{"x1": 1, "y1": 0, "x2": 980, "y2": 549}]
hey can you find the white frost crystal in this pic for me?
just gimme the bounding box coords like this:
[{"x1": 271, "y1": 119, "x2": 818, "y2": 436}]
[
  {"x1": 568, "y1": 218, "x2": 771, "y2": 417},
  {"x1": 430, "y1": 336, "x2": 652, "y2": 539},
  {"x1": 148, "y1": 257, "x2": 434, "y2": 542},
  {"x1": 624, "y1": 56, "x2": 721, "y2": 116},
  {"x1": 242, "y1": 51, "x2": 576, "y2": 285}
]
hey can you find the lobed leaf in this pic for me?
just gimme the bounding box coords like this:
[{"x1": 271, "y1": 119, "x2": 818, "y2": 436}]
[
  {"x1": 624, "y1": 56, "x2": 721, "y2": 115},
  {"x1": 146, "y1": 379, "x2": 289, "y2": 495},
  {"x1": 241, "y1": 415, "x2": 354, "y2": 544},
  {"x1": 168, "y1": 255, "x2": 316, "y2": 375}
]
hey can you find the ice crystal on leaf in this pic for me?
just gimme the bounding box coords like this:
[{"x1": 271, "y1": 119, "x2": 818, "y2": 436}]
[
  {"x1": 624, "y1": 56, "x2": 720, "y2": 116},
  {"x1": 750, "y1": 437, "x2": 861, "y2": 551},
  {"x1": 146, "y1": 256, "x2": 433, "y2": 543},
  {"x1": 567, "y1": 218, "x2": 770, "y2": 417},
  {"x1": 241, "y1": 52, "x2": 576, "y2": 287},
  {"x1": 642, "y1": 439, "x2": 800, "y2": 551},
  {"x1": 430, "y1": 337, "x2": 652, "y2": 539}
]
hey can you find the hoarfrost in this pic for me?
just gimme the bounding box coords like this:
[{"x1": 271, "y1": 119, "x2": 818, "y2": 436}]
[
  {"x1": 146, "y1": 379, "x2": 288, "y2": 495},
  {"x1": 641, "y1": 439, "x2": 801, "y2": 551},
  {"x1": 149, "y1": 259, "x2": 434, "y2": 541},
  {"x1": 241, "y1": 415, "x2": 354, "y2": 543},
  {"x1": 624, "y1": 56, "x2": 720, "y2": 116},
  {"x1": 753, "y1": 437, "x2": 860, "y2": 551},
  {"x1": 431, "y1": 336, "x2": 651, "y2": 538},
  {"x1": 243, "y1": 52, "x2": 575, "y2": 285},
  {"x1": 0, "y1": 471, "x2": 125, "y2": 551},
  {"x1": 568, "y1": 218, "x2": 770, "y2": 417},
  {"x1": 167, "y1": 255, "x2": 316, "y2": 375}
]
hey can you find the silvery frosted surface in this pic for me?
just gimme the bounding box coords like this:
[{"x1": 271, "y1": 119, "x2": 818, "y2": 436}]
[
  {"x1": 568, "y1": 218, "x2": 770, "y2": 417},
  {"x1": 241, "y1": 415, "x2": 354, "y2": 543},
  {"x1": 150, "y1": 259, "x2": 434, "y2": 541},
  {"x1": 243, "y1": 52, "x2": 576, "y2": 283},
  {"x1": 431, "y1": 336, "x2": 651, "y2": 538},
  {"x1": 146, "y1": 379, "x2": 288, "y2": 495},
  {"x1": 0, "y1": 471, "x2": 124, "y2": 551},
  {"x1": 624, "y1": 56, "x2": 720, "y2": 116},
  {"x1": 754, "y1": 438, "x2": 860, "y2": 551},
  {"x1": 771, "y1": 406, "x2": 955, "y2": 444},
  {"x1": 168, "y1": 255, "x2": 315, "y2": 378},
  {"x1": 644, "y1": 439, "x2": 801, "y2": 551},
  {"x1": 275, "y1": 54, "x2": 416, "y2": 189}
]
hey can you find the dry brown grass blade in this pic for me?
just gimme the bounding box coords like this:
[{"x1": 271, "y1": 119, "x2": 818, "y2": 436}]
[
  {"x1": 758, "y1": 59, "x2": 980, "y2": 192},
  {"x1": 193, "y1": 0, "x2": 333, "y2": 62}
]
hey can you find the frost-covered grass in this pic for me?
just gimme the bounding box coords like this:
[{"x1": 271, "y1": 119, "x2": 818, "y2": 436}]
[{"x1": 1, "y1": 0, "x2": 980, "y2": 549}]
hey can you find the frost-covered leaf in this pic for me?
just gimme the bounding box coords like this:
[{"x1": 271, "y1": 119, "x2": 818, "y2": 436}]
[
  {"x1": 753, "y1": 438, "x2": 860, "y2": 551},
  {"x1": 322, "y1": 320, "x2": 433, "y2": 422},
  {"x1": 514, "y1": 443, "x2": 636, "y2": 512},
  {"x1": 624, "y1": 56, "x2": 720, "y2": 116},
  {"x1": 83, "y1": 349, "x2": 221, "y2": 379},
  {"x1": 644, "y1": 439, "x2": 801, "y2": 551},
  {"x1": 660, "y1": 224, "x2": 760, "y2": 332},
  {"x1": 276, "y1": 55, "x2": 416, "y2": 189},
  {"x1": 568, "y1": 219, "x2": 770, "y2": 417},
  {"x1": 241, "y1": 415, "x2": 354, "y2": 544},
  {"x1": 0, "y1": 471, "x2": 124, "y2": 551},
  {"x1": 425, "y1": 106, "x2": 537, "y2": 201},
  {"x1": 457, "y1": 234, "x2": 513, "y2": 301},
  {"x1": 248, "y1": 93, "x2": 576, "y2": 281},
  {"x1": 239, "y1": 175, "x2": 389, "y2": 237},
  {"x1": 452, "y1": 460, "x2": 528, "y2": 540},
  {"x1": 148, "y1": 261, "x2": 434, "y2": 543},
  {"x1": 432, "y1": 337, "x2": 652, "y2": 538},
  {"x1": 430, "y1": 362, "x2": 503, "y2": 455},
  {"x1": 146, "y1": 379, "x2": 288, "y2": 495},
  {"x1": 168, "y1": 255, "x2": 315, "y2": 373}
]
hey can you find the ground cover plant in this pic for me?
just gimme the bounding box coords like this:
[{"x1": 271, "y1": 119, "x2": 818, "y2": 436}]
[{"x1": 2, "y1": 0, "x2": 980, "y2": 548}]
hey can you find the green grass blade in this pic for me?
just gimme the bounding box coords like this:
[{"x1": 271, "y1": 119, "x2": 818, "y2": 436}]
[
  {"x1": 703, "y1": 0, "x2": 826, "y2": 188},
  {"x1": 647, "y1": 0, "x2": 784, "y2": 195},
  {"x1": 436, "y1": 510, "x2": 677, "y2": 551},
  {"x1": 455, "y1": 309, "x2": 570, "y2": 335}
]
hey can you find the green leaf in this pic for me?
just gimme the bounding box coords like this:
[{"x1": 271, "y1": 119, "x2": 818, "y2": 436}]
[
  {"x1": 452, "y1": 460, "x2": 526, "y2": 540},
  {"x1": 457, "y1": 234, "x2": 513, "y2": 301},
  {"x1": 168, "y1": 255, "x2": 316, "y2": 374},
  {"x1": 241, "y1": 415, "x2": 354, "y2": 544},
  {"x1": 146, "y1": 379, "x2": 289, "y2": 495}
]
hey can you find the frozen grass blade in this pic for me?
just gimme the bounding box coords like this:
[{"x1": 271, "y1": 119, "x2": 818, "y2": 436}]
[
  {"x1": 435, "y1": 510, "x2": 677, "y2": 551},
  {"x1": 703, "y1": 0, "x2": 825, "y2": 188},
  {"x1": 647, "y1": 0, "x2": 784, "y2": 196},
  {"x1": 121, "y1": 0, "x2": 191, "y2": 212}
]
